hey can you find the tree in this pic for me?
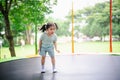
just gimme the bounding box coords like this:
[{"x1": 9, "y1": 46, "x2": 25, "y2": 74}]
[
  {"x1": 112, "y1": 0, "x2": 120, "y2": 40},
  {"x1": 83, "y1": 2, "x2": 110, "y2": 39},
  {"x1": 0, "y1": 0, "x2": 16, "y2": 57},
  {"x1": 65, "y1": 0, "x2": 120, "y2": 41},
  {"x1": 0, "y1": 0, "x2": 57, "y2": 57}
]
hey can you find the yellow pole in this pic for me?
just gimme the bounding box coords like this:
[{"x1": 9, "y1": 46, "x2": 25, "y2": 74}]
[{"x1": 72, "y1": 0, "x2": 74, "y2": 54}]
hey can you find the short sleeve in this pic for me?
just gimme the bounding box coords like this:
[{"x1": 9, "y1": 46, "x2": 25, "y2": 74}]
[
  {"x1": 53, "y1": 34, "x2": 57, "y2": 42},
  {"x1": 40, "y1": 33, "x2": 44, "y2": 40}
]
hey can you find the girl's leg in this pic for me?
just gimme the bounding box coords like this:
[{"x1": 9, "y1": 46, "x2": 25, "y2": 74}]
[
  {"x1": 51, "y1": 57, "x2": 55, "y2": 67},
  {"x1": 47, "y1": 47, "x2": 57, "y2": 72},
  {"x1": 41, "y1": 56, "x2": 46, "y2": 65},
  {"x1": 41, "y1": 56, "x2": 46, "y2": 73},
  {"x1": 51, "y1": 57, "x2": 57, "y2": 73}
]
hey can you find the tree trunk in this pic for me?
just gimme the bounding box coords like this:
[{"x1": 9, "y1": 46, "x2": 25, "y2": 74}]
[
  {"x1": 25, "y1": 30, "x2": 31, "y2": 44},
  {"x1": 4, "y1": 12, "x2": 16, "y2": 57},
  {"x1": 119, "y1": 35, "x2": 120, "y2": 41},
  {"x1": 25, "y1": 25, "x2": 32, "y2": 44}
]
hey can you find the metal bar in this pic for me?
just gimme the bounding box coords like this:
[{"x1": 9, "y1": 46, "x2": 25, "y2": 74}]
[
  {"x1": 109, "y1": 0, "x2": 112, "y2": 52},
  {"x1": 72, "y1": 0, "x2": 74, "y2": 54}
]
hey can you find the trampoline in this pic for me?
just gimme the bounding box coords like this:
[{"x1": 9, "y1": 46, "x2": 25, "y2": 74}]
[{"x1": 0, "y1": 54, "x2": 120, "y2": 80}]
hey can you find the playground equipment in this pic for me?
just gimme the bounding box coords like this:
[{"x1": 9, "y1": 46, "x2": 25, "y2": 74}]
[
  {"x1": 71, "y1": 0, "x2": 74, "y2": 54},
  {"x1": 0, "y1": 55, "x2": 120, "y2": 80},
  {"x1": 109, "y1": 0, "x2": 112, "y2": 52}
]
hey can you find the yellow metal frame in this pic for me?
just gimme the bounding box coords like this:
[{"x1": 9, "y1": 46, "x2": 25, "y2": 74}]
[{"x1": 72, "y1": 0, "x2": 74, "y2": 54}]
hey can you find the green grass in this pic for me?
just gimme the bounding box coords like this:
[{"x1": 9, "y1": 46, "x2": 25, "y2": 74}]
[
  {"x1": 0, "y1": 57, "x2": 21, "y2": 63},
  {"x1": 0, "y1": 45, "x2": 35, "y2": 62},
  {"x1": 58, "y1": 41, "x2": 120, "y2": 54},
  {"x1": 111, "y1": 54, "x2": 120, "y2": 56},
  {"x1": 0, "y1": 41, "x2": 120, "y2": 62},
  {"x1": 1, "y1": 45, "x2": 35, "y2": 56}
]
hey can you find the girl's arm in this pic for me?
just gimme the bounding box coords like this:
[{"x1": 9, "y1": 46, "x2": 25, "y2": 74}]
[
  {"x1": 54, "y1": 42, "x2": 60, "y2": 53},
  {"x1": 38, "y1": 40, "x2": 42, "y2": 52}
]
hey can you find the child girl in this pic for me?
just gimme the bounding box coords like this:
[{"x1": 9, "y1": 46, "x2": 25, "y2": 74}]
[{"x1": 38, "y1": 22, "x2": 60, "y2": 73}]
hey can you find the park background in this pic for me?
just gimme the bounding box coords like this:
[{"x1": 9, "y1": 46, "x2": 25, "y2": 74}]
[{"x1": 0, "y1": 0, "x2": 120, "y2": 62}]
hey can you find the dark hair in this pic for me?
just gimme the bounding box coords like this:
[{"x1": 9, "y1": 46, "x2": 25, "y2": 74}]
[{"x1": 40, "y1": 22, "x2": 58, "y2": 32}]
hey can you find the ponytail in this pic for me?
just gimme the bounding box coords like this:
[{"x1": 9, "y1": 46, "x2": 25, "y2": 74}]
[
  {"x1": 54, "y1": 23, "x2": 58, "y2": 30},
  {"x1": 40, "y1": 24, "x2": 47, "y2": 32}
]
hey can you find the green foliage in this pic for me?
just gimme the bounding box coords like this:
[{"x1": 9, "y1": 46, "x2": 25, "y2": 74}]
[
  {"x1": 2, "y1": 38, "x2": 9, "y2": 47},
  {"x1": 0, "y1": 0, "x2": 57, "y2": 42},
  {"x1": 82, "y1": 2, "x2": 110, "y2": 38},
  {"x1": 9, "y1": 0, "x2": 54, "y2": 37},
  {"x1": 66, "y1": 0, "x2": 120, "y2": 41},
  {"x1": 0, "y1": 0, "x2": 57, "y2": 50},
  {"x1": 0, "y1": 14, "x2": 4, "y2": 33}
]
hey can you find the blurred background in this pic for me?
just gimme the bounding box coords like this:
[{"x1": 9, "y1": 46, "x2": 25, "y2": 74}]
[{"x1": 0, "y1": 0, "x2": 120, "y2": 62}]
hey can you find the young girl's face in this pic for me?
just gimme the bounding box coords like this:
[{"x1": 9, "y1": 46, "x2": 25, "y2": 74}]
[{"x1": 47, "y1": 26, "x2": 56, "y2": 35}]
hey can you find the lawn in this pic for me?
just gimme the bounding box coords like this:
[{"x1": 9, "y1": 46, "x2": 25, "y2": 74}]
[
  {"x1": 0, "y1": 41, "x2": 120, "y2": 62},
  {"x1": 58, "y1": 41, "x2": 120, "y2": 54}
]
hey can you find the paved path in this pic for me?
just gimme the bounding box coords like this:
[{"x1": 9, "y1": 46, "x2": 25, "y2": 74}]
[{"x1": 0, "y1": 54, "x2": 120, "y2": 80}]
